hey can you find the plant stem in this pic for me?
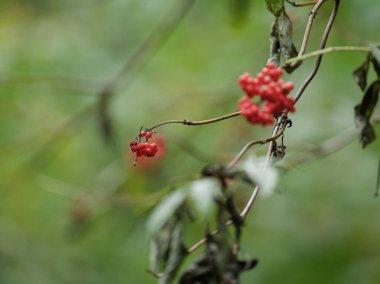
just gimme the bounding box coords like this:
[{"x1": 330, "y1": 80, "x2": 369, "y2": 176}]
[
  {"x1": 226, "y1": 123, "x2": 286, "y2": 169},
  {"x1": 187, "y1": 121, "x2": 287, "y2": 254},
  {"x1": 297, "y1": 0, "x2": 327, "y2": 63},
  {"x1": 148, "y1": 112, "x2": 241, "y2": 131},
  {"x1": 293, "y1": 0, "x2": 340, "y2": 103},
  {"x1": 286, "y1": 46, "x2": 371, "y2": 64}
]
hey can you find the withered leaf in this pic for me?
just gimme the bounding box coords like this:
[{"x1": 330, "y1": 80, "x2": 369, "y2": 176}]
[
  {"x1": 179, "y1": 234, "x2": 258, "y2": 284},
  {"x1": 370, "y1": 44, "x2": 380, "y2": 63},
  {"x1": 370, "y1": 45, "x2": 380, "y2": 79},
  {"x1": 354, "y1": 80, "x2": 380, "y2": 148},
  {"x1": 268, "y1": 7, "x2": 300, "y2": 72},
  {"x1": 269, "y1": 20, "x2": 281, "y2": 66},
  {"x1": 277, "y1": 9, "x2": 300, "y2": 73},
  {"x1": 353, "y1": 53, "x2": 371, "y2": 91}
]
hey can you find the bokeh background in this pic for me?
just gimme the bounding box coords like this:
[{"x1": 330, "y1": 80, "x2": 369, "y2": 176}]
[{"x1": 1, "y1": 0, "x2": 380, "y2": 283}]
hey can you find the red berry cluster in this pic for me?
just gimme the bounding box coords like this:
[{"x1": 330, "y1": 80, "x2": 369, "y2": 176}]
[
  {"x1": 130, "y1": 131, "x2": 158, "y2": 158},
  {"x1": 238, "y1": 62, "x2": 295, "y2": 125}
]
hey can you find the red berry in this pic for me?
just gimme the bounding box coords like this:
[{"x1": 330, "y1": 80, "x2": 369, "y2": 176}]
[
  {"x1": 237, "y1": 64, "x2": 295, "y2": 126},
  {"x1": 266, "y1": 62, "x2": 276, "y2": 69},
  {"x1": 146, "y1": 131, "x2": 152, "y2": 138},
  {"x1": 140, "y1": 131, "x2": 146, "y2": 137},
  {"x1": 143, "y1": 148, "x2": 152, "y2": 156},
  {"x1": 261, "y1": 67, "x2": 269, "y2": 76},
  {"x1": 275, "y1": 67, "x2": 283, "y2": 77},
  {"x1": 150, "y1": 143, "x2": 158, "y2": 151},
  {"x1": 283, "y1": 82, "x2": 294, "y2": 93}
]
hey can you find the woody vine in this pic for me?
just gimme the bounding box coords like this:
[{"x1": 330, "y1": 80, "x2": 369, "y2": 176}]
[{"x1": 130, "y1": 0, "x2": 380, "y2": 283}]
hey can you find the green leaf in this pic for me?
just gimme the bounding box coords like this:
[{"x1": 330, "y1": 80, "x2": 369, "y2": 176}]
[
  {"x1": 353, "y1": 53, "x2": 370, "y2": 91},
  {"x1": 265, "y1": 0, "x2": 284, "y2": 17},
  {"x1": 147, "y1": 189, "x2": 186, "y2": 235},
  {"x1": 354, "y1": 80, "x2": 380, "y2": 148},
  {"x1": 242, "y1": 155, "x2": 278, "y2": 197}
]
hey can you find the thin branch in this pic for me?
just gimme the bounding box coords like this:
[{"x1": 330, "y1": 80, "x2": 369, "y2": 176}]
[
  {"x1": 286, "y1": 46, "x2": 371, "y2": 64},
  {"x1": 238, "y1": 120, "x2": 285, "y2": 221},
  {"x1": 146, "y1": 269, "x2": 163, "y2": 279},
  {"x1": 226, "y1": 123, "x2": 286, "y2": 169},
  {"x1": 148, "y1": 112, "x2": 241, "y2": 132},
  {"x1": 296, "y1": 0, "x2": 327, "y2": 61},
  {"x1": 293, "y1": 0, "x2": 340, "y2": 103},
  {"x1": 187, "y1": 121, "x2": 286, "y2": 254},
  {"x1": 286, "y1": 0, "x2": 318, "y2": 7}
]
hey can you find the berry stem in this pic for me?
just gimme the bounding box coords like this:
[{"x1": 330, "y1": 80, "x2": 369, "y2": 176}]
[{"x1": 148, "y1": 111, "x2": 241, "y2": 131}]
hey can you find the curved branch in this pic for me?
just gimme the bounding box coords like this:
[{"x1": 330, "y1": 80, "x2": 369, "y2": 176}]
[
  {"x1": 296, "y1": 0, "x2": 327, "y2": 61},
  {"x1": 226, "y1": 123, "x2": 286, "y2": 168},
  {"x1": 293, "y1": 0, "x2": 340, "y2": 103}
]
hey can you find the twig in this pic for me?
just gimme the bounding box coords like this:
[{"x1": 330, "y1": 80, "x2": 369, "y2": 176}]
[
  {"x1": 226, "y1": 123, "x2": 286, "y2": 168},
  {"x1": 148, "y1": 112, "x2": 241, "y2": 132},
  {"x1": 146, "y1": 269, "x2": 163, "y2": 279},
  {"x1": 286, "y1": 46, "x2": 371, "y2": 64},
  {"x1": 238, "y1": 120, "x2": 285, "y2": 220},
  {"x1": 187, "y1": 121, "x2": 286, "y2": 254},
  {"x1": 296, "y1": 0, "x2": 327, "y2": 62},
  {"x1": 293, "y1": 0, "x2": 340, "y2": 103},
  {"x1": 286, "y1": 0, "x2": 318, "y2": 7}
]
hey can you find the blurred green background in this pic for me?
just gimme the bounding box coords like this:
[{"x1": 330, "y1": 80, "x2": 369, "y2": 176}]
[{"x1": 1, "y1": 0, "x2": 379, "y2": 283}]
